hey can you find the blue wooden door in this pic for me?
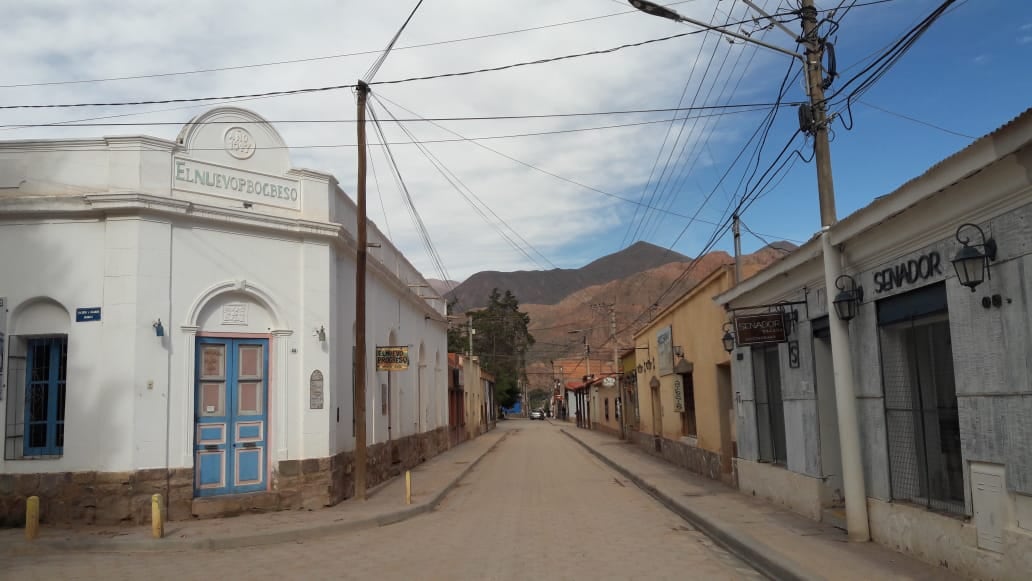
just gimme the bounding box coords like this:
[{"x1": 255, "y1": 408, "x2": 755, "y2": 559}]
[{"x1": 194, "y1": 338, "x2": 268, "y2": 496}]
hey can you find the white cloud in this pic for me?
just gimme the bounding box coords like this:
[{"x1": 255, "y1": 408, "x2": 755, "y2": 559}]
[{"x1": 1, "y1": 0, "x2": 796, "y2": 280}]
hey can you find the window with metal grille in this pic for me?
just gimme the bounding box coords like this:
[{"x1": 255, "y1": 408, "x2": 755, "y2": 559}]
[
  {"x1": 5, "y1": 337, "x2": 67, "y2": 459},
  {"x1": 752, "y1": 344, "x2": 787, "y2": 465},
  {"x1": 879, "y1": 284, "x2": 965, "y2": 515}
]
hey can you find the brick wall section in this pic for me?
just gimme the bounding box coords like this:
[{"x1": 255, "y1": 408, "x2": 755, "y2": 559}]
[{"x1": 0, "y1": 427, "x2": 453, "y2": 526}]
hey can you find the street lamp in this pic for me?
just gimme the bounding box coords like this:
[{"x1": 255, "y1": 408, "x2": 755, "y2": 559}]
[
  {"x1": 721, "y1": 322, "x2": 736, "y2": 353},
  {"x1": 629, "y1": 0, "x2": 870, "y2": 542},
  {"x1": 952, "y1": 223, "x2": 998, "y2": 292}
]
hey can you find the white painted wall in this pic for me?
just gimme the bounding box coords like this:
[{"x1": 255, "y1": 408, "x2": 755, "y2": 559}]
[{"x1": 0, "y1": 107, "x2": 447, "y2": 481}]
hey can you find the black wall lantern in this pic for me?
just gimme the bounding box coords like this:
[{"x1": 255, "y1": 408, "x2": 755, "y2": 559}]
[
  {"x1": 832, "y1": 274, "x2": 863, "y2": 322},
  {"x1": 721, "y1": 322, "x2": 736, "y2": 353},
  {"x1": 952, "y1": 223, "x2": 997, "y2": 292}
]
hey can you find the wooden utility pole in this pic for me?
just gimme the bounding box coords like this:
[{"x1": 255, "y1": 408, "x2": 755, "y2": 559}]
[
  {"x1": 732, "y1": 214, "x2": 742, "y2": 285},
  {"x1": 799, "y1": 0, "x2": 869, "y2": 542},
  {"x1": 354, "y1": 80, "x2": 370, "y2": 500}
]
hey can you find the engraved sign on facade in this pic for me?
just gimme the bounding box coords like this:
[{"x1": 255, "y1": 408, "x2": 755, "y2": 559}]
[
  {"x1": 656, "y1": 325, "x2": 673, "y2": 376},
  {"x1": 172, "y1": 157, "x2": 300, "y2": 209},
  {"x1": 222, "y1": 303, "x2": 248, "y2": 325},
  {"x1": 224, "y1": 127, "x2": 256, "y2": 160},
  {"x1": 734, "y1": 313, "x2": 787, "y2": 346},
  {"x1": 309, "y1": 370, "x2": 324, "y2": 410},
  {"x1": 376, "y1": 346, "x2": 410, "y2": 371},
  {"x1": 872, "y1": 250, "x2": 944, "y2": 294},
  {"x1": 672, "y1": 376, "x2": 686, "y2": 412}
]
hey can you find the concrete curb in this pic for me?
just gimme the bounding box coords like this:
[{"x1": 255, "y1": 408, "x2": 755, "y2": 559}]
[
  {"x1": 5, "y1": 430, "x2": 511, "y2": 555},
  {"x1": 560, "y1": 428, "x2": 824, "y2": 581}
]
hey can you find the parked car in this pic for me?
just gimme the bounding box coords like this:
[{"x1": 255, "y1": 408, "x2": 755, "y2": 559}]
[{"x1": 530, "y1": 409, "x2": 544, "y2": 420}]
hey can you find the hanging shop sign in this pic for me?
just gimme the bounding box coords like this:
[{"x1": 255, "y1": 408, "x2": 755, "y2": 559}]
[
  {"x1": 376, "y1": 346, "x2": 410, "y2": 371},
  {"x1": 734, "y1": 313, "x2": 787, "y2": 346}
]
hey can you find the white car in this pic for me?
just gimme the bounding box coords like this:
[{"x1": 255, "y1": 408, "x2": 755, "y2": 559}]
[{"x1": 530, "y1": 410, "x2": 544, "y2": 420}]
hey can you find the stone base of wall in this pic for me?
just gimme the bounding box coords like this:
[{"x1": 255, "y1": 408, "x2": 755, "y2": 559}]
[
  {"x1": 628, "y1": 430, "x2": 734, "y2": 486},
  {"x1": 0, "y1": 427, "x2": 453, "y2": 526},
  {"x1": 0, "y1": 467, "x2": 194, "y2": 526}
]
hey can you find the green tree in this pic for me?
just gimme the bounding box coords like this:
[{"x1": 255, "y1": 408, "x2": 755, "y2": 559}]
[
  {"x1": 471, "y1": 289, "x2": 535, "y2": 409},
  {"x1": 446, "y1": 297, "x2": 466, "y2": 354}
]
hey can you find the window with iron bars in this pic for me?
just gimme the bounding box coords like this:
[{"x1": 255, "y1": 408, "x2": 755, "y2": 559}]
[
  {"x1": 879, "y1": 295, "x2": 965, "y2": 516},
  {"x1": 5, "y1": 336, "x2": 68, "y2": 460}
]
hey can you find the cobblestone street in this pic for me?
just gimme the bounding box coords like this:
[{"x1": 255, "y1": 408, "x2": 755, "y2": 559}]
[{"x1": 6, "y1": 421, "x2": 760, "y2": 580}]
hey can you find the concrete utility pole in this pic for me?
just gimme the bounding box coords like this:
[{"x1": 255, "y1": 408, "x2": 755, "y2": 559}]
[
  {"x1": 800, "y1": 0, "x2": 869, "y2": 542},
  {"x1": 629, "y1": 0, "x2": 870, "y2": 542},
  {"x1": 354, "y1": 81, "x2": 370, "y2": 501}
]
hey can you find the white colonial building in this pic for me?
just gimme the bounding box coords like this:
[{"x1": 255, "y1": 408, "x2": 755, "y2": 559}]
[{"x1": 0, "y1": 107, "x2": 450, "y2": 524}]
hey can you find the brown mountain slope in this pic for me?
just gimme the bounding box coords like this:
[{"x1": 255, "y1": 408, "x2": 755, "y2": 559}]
[
  {"x1": 522, "y1": 245, "x2": 792, "y2": 390},
  {"x1": 446, "y1": 241, "x2": 690, "y2": 310}
]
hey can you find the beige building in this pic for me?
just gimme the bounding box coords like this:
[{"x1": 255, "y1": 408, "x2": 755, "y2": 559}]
[{"x1": 632, "y1": 263, "x2": 765, "y2": 485}]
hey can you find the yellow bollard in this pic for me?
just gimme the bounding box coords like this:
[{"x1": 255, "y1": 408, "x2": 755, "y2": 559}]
[
  {"x1": 151, "y1": 494, "x2": 164, "y2": 539},
  {"x1": 25, "y1": 496, "x2": 39, "y2": 541},
  {"x1": 405, "y1": 470, "x2": 412, "y2": 505}
]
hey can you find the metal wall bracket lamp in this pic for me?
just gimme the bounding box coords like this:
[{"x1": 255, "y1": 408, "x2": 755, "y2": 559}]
[
  {"x1": 833, "y1": 274, "x2": 863, "y2": 322},
  {"x1": 952, "y1": 223, "x2": 998, "y2": 292},
  {"x1": 721, "y1": 322, "x2": 736, "y2": 353}
]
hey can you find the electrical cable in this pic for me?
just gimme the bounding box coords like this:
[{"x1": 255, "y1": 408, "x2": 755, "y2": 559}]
[
  {"x1": 372, "y1": 94, "x2": 557, "y2": 271},
  {"x1": 0, "y1": 22, "x2": 790, "y2": 110},
  {"x1": 367, "y1": 101, "x2": 453, "y2": 286},
  {"x1": 364, "y1": 0, "x2": 425, "y2": 82},
  {"x1": 0, "y1": 1, "x2": 711, "y2": 89},
  {"x1": 620, "y1": 0, "x2": 725, "y2": 248},
  {"x1": 0, "y1": 106, "x2": 786, "y2": 154},
  {"x1": 0, "y1": 102, "x2": 800, "y2": 129},
  {"x1": 374, "y1": 93, "x2": 803, "y2": 243}
]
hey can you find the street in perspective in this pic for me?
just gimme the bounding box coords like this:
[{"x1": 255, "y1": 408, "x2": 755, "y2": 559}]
[{"x1": 2, "y1": 1, "x2": 1032, "y2": 580}]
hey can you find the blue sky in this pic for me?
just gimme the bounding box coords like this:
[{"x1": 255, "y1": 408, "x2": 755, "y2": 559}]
[
  {"x1": 607, "y1": 0, "x2": 1032, "y2": 265},
  {"x1": 2, "y1": 0, "x2": 1030, "y2": 284}
]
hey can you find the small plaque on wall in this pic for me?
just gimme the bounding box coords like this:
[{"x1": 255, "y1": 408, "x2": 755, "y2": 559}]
[
  {"x1": 310, "y1": 370, "x2": 324, "y2": 409},
  {"x1": 223, "y1": 303, "x2": 248, "y2": 325}
]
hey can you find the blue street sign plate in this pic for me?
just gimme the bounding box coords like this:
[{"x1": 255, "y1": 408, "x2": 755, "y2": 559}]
[{"x1": 75, "y1": 307, "x2": 102, "y2": 322}]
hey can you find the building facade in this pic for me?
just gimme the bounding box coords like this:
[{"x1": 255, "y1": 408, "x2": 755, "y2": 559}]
[
  {"x1": 632, "y1": 264, "x2": 755, "y2": 485},
  {"x1": 0, "y1": 107, "x2": 449, "y2": 525},
  {"x1": 716, "y1": 109, "x2": 1032, "y2": 579}
]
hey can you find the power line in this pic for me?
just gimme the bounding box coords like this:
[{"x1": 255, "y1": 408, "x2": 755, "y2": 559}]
[
  {"x1": 0, "y1": 102, "x2": 799, "y2": 128},
  {"x1": 372, "y1": 94, "x2": 558, "y2": 271},
  {"x1": 364, "y1": 0, "x2": 425, "y2": 82},
  {"x1": 0, "y1": 1, "x2": 702, "y2": 89},
  {"x1": 3, "y1": 0, "x2": 895, "y2": 91},
  {"x1": 858, "y1": 100, "x2": 975, "y2": 139},
  {"x1": 0, "y1": 107, "x2": 791, "y2": 154},
  {"x1": 375, "y1": 93, "x2": 804, "y2": 244},
  {"x1": 0, "y1": 23, "x2": 780, "y2": 110}
]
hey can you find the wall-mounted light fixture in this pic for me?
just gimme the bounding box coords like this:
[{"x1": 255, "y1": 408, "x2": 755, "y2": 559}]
[
  {"x1": 952, "y1": 222, "x2": 997, "y2": 292},
  {"x1": 153, "y1": 319, "x2": 165, "y2": 337},
  {"x1": 721, "y1": 322, "x2": 736, "y2": 353},
  {"x1": 833, "y1": 274, "x2": 863, "y2": 322},
  {"x1": 673, "y1": 346, "x2": 684, "y2": 359},
  {"x1": 314, "y1": 325, "x2": 326, "y2": 342}
]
